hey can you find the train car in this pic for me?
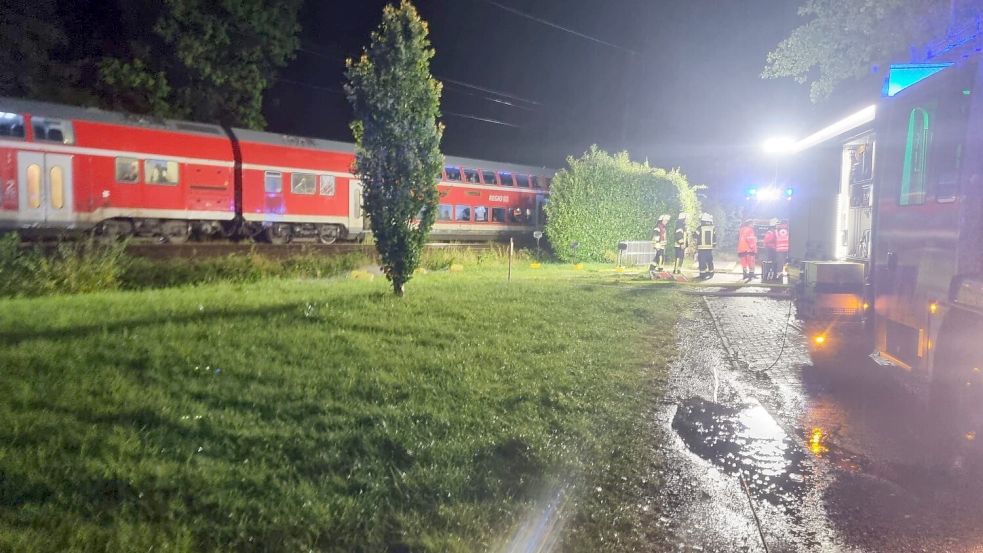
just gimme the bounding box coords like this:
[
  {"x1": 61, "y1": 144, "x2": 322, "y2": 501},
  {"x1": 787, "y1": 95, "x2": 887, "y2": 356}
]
[
  {"x1": 0, "y1": 96, "x2": 236, "y2": 242},
  {"x1": 232, "y1": 129, "x2": 362, "y2": 244},
  {"x1": 435, "y1": 155, "x2": 551, "y2": 241},
  {"x1": 0, "y1": 96, "x2": 553, "y2": 243}
]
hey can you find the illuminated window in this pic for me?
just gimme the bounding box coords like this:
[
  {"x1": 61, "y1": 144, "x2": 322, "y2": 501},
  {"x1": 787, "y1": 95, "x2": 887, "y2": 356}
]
[
  {"x1": 291, "y1": 173, "x2": 316, "y2": 195},
  {"x1": 31, "y1": 117, "x2": 74, "y2": 144},
  {"x1": 27, "y1": 164, "x2": 41, "y2": 208},
  {"x1": 115, "y1": 157, "x2": 139, "y2": 183},
  {"x1": 320, "y1": 175, "x2": 336, "y2": 196},
  {"x1": 49, "y1": 166, "x2": 64, "y2": 209},
  {"x1": 515, "y1": 174, "x2": 530, "y2": 188},
  {"x1": 462, "y1": 168, "x2": 480, "y2": 184},
  {"x1": 444, "y1": 167, "x2": 461, "y2": 181},
  {"x1": 437, "y1": 204, "x2": 453, "y2": 221},
  {"x1": 475, "y1": 206, "x2": 488, "y2": 222},
  {"x1": 900, "y1": 107, "x2": 930, "y2": 206},
  {"x1": 455, "y1": 205, "x2": 471, "y2": 222},
  {"x1": 144, "y1": 160, "x2": 179, "y2": 185},
  {"x1": 0, "y1": 112, "x2": 24, "y2": 138},
  {"x1": 499, "y1": 172, "x2": 514, "y2": 186},
  {"x1": 482, "y1": 170, "x2": 497, "y2": 185},
  {"x1": 264, "y1": 171, "x2": 282, "y2": 193}
]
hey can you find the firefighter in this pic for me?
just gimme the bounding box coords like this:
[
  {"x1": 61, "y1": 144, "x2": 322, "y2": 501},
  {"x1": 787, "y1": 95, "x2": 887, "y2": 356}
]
[
  {"x1": 695, "y1": 212, "x2": 716, "y2": 280},
  {"x1": 738, "y1": 219, "x2": 758, "y2": 281},
  {"x1": 774, "y1": 219, "x2": 790, "y2": 283},
  {"x1": 762, "y1": 219, "x2": 778, "y2": 282},
  {"x1": 650, "y1": 214, "x2": 670, "y2": 273},
  {"x1": 672, "y1": 213, "x2": 688, "y2": 274}
]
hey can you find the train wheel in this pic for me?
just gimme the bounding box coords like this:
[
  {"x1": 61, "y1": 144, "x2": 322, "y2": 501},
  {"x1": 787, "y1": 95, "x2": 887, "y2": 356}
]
[
  {"x1": 317, "y1": 225, "x2": 339, "y2": 245},
  {"x1": 96, "y1": 220, "x2": 132, "y2": 242},
  {"x1": 266, "y1": 223, "x2": 292, "y2": 245},
  {"x1": 159, "y1": 221, "x2": 191, "y2": 244}
]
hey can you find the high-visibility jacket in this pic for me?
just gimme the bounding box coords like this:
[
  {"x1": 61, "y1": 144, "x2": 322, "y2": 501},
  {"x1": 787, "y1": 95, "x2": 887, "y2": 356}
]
[
  {"x1": 674, "y1": 226, "x2": 688, "y2": 248},
  {"x1": 775, "y1": 223, "x2": 790, "y2": 253},
  {"x1": 738, "y1": 225, "x2": 757, "y2": 254},
  {"x1": 763, "y1": 229, "x2": 777, "y2": 250},
  {"x1": 651, "y1": 223, "x2": 667, "y2": 249},
  {"x1": 696, "y1": 224, "x2": 715, "y2": 250}
]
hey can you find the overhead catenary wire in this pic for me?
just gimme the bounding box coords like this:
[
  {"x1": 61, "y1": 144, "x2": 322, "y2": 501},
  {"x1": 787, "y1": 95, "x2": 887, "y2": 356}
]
[
  {"x1": 297, "y1": 45, "x2": 543, "y2": 112},
  {"x1": 442, "y1": 111, "x2": 521, "y2": 128},
  {"x1": 473, "y1": 0, "x2": 638, "y2": 55}
]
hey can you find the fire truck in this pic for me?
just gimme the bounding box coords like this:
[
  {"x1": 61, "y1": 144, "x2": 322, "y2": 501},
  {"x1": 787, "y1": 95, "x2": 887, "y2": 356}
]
[{"x1": 787, "y1": 40, "x2": 983, "y2": 402}]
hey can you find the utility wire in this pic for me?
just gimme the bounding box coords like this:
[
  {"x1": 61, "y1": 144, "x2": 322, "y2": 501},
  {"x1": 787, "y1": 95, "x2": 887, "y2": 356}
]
[
  {"x1": 474, "y1": 0, "x2": 638, "y2": 55},
  {"x1": 442, "y1": 111, "x2": 521, "y2": 128},
  {"x1": 297, "y1": 45, "x2": 542, "y2": 110}
]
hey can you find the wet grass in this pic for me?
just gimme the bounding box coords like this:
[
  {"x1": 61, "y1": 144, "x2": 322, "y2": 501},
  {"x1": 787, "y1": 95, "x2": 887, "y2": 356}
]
[{"x1": 0, "y1": 263, "x2": 683, "y2": 552}]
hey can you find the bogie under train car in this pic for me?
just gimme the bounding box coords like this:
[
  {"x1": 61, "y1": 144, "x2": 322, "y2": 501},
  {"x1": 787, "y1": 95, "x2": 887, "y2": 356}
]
[{"x1": 0, "y1": 97, "x2": 553, "y2": 243}]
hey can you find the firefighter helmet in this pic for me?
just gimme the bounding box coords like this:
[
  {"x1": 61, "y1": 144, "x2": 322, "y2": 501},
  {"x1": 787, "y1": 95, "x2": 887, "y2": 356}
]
[
  {"x1": 658, "y1": 214, "x2": 670, "y2": 223},
  {"x1": 701, "y1": 212, "x2": 714, "y2": 223}
]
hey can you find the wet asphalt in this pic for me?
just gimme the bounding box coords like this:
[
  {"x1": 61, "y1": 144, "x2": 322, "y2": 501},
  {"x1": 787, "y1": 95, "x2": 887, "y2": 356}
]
[{"x1": 648, "y1": 282, "x2": 983, "y2": 552}]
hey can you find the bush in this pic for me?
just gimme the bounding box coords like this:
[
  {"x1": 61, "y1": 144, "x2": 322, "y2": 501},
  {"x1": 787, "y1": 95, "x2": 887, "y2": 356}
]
[
  {"x1": 544, "y1": 147, "x2": 702, "y2": 262},
  {"x1": 0, "y1": 234, "x2": 129, "y2": 298}
]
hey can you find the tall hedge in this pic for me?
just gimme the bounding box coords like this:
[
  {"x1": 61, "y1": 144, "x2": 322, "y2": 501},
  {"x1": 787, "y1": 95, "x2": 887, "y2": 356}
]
[{"x1": 544, "y1": 147, "x2": 702, "y2": 262}]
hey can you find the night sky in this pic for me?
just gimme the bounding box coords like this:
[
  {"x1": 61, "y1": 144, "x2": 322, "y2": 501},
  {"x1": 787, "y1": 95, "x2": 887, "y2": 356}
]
[{"x1": 265, "y1": 1, "x2": 881, "y2": 189}]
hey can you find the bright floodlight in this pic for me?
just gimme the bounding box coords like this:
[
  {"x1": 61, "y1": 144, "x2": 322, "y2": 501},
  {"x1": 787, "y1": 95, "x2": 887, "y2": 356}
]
[
  {"x1": 757, "y1": 187, "x2": 781, "y2": 201},
  {"x1": 762, "y1": 136, "x2": 795, "y2": 155}
]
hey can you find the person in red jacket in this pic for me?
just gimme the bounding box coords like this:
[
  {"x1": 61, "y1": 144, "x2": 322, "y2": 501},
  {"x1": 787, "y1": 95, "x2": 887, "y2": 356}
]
[
  {"x1": 762, "y1": 219, "x2": 778, "y2": 282},
  {"x1": 738, "y1": 219, "x2": 758, "y2": 281}
]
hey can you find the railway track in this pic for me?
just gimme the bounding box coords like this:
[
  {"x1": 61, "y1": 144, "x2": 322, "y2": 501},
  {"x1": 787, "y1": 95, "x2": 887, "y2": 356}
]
[{"x1": 123, "y1": 241, "x2": 496, "y2": 260}]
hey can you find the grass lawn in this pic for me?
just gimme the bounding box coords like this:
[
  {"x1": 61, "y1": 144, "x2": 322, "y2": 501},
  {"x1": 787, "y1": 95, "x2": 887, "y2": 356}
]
[{"x1": 0, "y1": 262, "x2": 684, "y2": 552}]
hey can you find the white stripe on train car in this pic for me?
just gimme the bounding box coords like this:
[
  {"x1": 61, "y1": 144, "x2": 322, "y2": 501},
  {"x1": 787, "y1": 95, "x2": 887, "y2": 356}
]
[{"x1": 241, "y1": 213, "x2": 349, "y2": 224}]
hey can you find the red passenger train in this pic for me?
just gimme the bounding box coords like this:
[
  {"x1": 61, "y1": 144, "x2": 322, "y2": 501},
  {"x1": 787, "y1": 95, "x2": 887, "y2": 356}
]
[{"x1": 0, "y1": 97, "x2": 553, "y2": 243}]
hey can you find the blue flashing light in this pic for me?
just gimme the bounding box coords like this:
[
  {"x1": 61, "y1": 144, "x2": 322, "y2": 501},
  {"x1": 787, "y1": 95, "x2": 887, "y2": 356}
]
[
  {"x1": 884, "y1": 63, "x2": 953, "y2": 97},
  {"x1": 747, "y1": 187, "x2": 758, "y2": 196}
]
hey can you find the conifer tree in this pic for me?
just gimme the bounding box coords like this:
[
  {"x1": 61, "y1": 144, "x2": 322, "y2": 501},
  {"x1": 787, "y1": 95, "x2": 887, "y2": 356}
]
[{"x1": 345, "y1": 1, "x2": 444, "y2": 296}]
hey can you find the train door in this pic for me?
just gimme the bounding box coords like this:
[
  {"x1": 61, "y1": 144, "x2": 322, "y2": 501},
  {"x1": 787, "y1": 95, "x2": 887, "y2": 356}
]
[
  {"x1": 17, "y1": 152, "x2": 74, "y2": 226},
  {"x1": 535, "y1": 195, "x2": 547, "y2": 226},
  {"x1": 348, "y1": 179, "x2": 366, "y2": 234}
]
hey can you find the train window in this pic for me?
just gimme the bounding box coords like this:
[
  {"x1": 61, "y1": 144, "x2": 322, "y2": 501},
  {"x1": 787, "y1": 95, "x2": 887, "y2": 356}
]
[
  {"x1": 49, "y1": 166, "x2": 64, "y2": 209},
  {"x1": 475, "y1": 206, "x2": 488, "y2": 222},
  {"x1": 264, "y1": 171, "x2": 282, "y2": 194},
  {"x1": 499, "y1": 172, "x2": 514, "y2": 186},
  {"x1": 515, "y1": 174, "x2": 530, "y2": 188},
  {"x1": 455, "y1": 205, "x2": 471, "y2": 222},
  {"x1": 445, "y1": 167, "x2": 462, "y2": 181},
  {"x1": 482, "y1": 170, "x2": 497, "y2": 185},
  {"x1": 145, "y1": 160, "x2": 179, "y2": 185},
  {"x1": 531, "y1": 176, "x2": 542, "y2": 189},
  {"x1": 115, "y1": 157, "x2": 140, "y2": 183},
  {"x1": 931, "y1": 90, "x2": 971, "y2": 202},
  {"x1": 291, "y1": 173, "x2": 316, "y2": 195},
  {"x1": 544, "y1": 177, "x2": 552, "y2": 189},
  {"x1": 27, "y1": 164, "x2": 41, "y2": 208},
  {"x1": 320, "y1": 175, "x2": 336, "y2": 196},
  {"x1": 900, "y1": 107, "x2": 930, "y2": 206},
  {"x1": 31, "y1": 117, "x2": 74, "y2": 144},
  {"x1": 438, "y1": 204, "x2": 453, "y2": 221},
  {"x1": 0, "y1": 112, "x2": 24, "y2": 138},
  {"x1": 463, "y1": 168, "x2": 480, "y2": 184},
  {"x1": 492, "y1": 207, "x2": 507, "y2": 223}
]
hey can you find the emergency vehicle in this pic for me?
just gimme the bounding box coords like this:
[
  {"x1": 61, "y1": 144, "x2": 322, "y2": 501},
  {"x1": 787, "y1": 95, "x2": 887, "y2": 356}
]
[{"x1": 786, "y1": 33, "x2": 983, "y2": 400}]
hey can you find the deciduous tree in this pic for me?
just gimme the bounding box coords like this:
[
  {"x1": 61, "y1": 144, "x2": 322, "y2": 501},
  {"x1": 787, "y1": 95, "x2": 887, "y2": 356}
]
[
  {"x1": 345, "y1": 1, "x2": 444, "y2": 296},
  {"x1": 762, "y1": 0, "x2": 969, "y2": 101}
]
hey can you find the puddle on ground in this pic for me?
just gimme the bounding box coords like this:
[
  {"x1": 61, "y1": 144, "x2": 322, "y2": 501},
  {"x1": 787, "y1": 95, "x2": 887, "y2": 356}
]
[{"x1": 672, "y1": 397, "x2": 808, "y2": 510}]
